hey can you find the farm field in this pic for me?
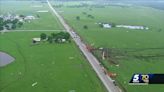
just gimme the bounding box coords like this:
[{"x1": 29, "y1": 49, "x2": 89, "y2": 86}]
[
  {"x1": 52, "y1": 1, "x2": 164, "y2": 92},
  {"x1": 0, "y1": 0, "x2": 107, "y2": 92},
  {"x1": 0, "y1": 31, "x2": 106, "y2": 92},
  {"x1": 0, "y1": 0, "x2": 63, "y2": 30}
]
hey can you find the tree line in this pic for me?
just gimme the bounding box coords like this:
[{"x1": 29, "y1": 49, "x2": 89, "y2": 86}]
[{"x1": 40, "y1": 32, "x2": 71, "y2": 43}]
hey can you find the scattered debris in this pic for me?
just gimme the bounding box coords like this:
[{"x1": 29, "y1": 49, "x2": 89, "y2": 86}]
[
  {"x1": 52, "y1": 62, "x2": 55, "y2": 64},
  {"x1": 69, "y1": 90, "x2": 76, "y2": 92},
  {"x1": 32, "y1": 5, "x2": 43, "y2": 7},
  {"x1": 69, "y1": 57, "x2": 74, "y2": 59},
  {"x1": 97, "y1": 22, "x2": 149, "y2": 30},
  {"x1": 37, "y1": 10, "x2": 49, "y2": 13},
  {"x1": 116, "y1": 25, "x2": 149, "y2": 30},
  {"x1": 18, "y1": 72, "x2": 22, "y2": 75},
  {"x1": 32, "y1": 82, "x2": 38, "y2": 87}
]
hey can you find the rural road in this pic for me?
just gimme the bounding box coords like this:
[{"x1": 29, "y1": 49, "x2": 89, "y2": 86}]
[{"x1": 47, "y1": 0, "x2": 121, "y2": 92}]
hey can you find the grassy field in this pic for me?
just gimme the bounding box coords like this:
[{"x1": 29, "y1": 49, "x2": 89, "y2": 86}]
[
  {"x1": 0, "y1": 1, "x2": 107, "y2": 92},
  {"x1": 0, "y1": 0, "x2": 63, "y2": 30},
  {"x1": 53, "y1": 1, "x2": 164, "y2": 92},
  {"x1": 0, "y1": 32, "x2": 106, "y2": 92}
]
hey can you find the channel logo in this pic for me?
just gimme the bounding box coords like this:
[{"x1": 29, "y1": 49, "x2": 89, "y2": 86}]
[{"x1": 129, "y1": 74, "x2": 149, "y2": 85}]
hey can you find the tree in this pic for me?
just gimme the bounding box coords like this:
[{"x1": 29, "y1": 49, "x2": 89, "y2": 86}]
[
  {"x1": 87, "y1": 14, "x2": 94, "y2": 19},
  {"x1": 63, "y1": 32, "x2": 70, "y2": 40},
  {"x1": 53, "y1": 32, "x2": 71, "y2": 43},
  {"x1": 11, "y1": 24, "x2": 16, "y2": 29},
  {"x1": 55, "y1": 34, "x2": 63, "y2": 43},
  {"x1": 5, "y1": 25, "x2": 10, "y2": 30},
  {"x1": 0, "y1": 26, "x2": 3, "y2": 31},
  {"x1": 0, "y1": 18, "x2": 4, "y2": 26},
  {"x1": 4, "y1": 20, "x2": 12, "y2": 24},
  {"x1": 40, "y1": 33, "x2": 47, "y2": 40},
  {"x1": 18, "y1": 22, "x2": 23, "y2": 28},
  {"x1": 158, "y1": 28, "x2": 162, "y2": 32},
  {"x1": 76, "y1": 16, "x2": 80, "y2": 20},
  {"x1": 82, "y1": 12, "x2": 87, "y2": 15},
  {"x1": 111, "y1": 23, "x2": 116, "y2": 27},
  {"x1": 83, "y1": 25, "x2": 88, "y2": 29},
  {"x1": 90, "y1": 16, "x2": 94, "y2": 19},
  {"x1": 57, "y1": 32, "x2": 65, "y2": 38},
  {"x1": 51, "y1": 33, "x2": 57, "y2": 39},
  {"x1": 48, "y1": 36, "x2": 53, "y2": 43},
  {"x1": 99, "y1": 24, "x2": 103, "y2": 28},
  {"x1": 36, "y1": 14, "x2": 40, "y2": 18},
  {"x1": 19, "y1": 14, "x2": 25, "y2": 18},
  {"x1": 12, "y1": 19, "x2": 19, "y2": 24}
]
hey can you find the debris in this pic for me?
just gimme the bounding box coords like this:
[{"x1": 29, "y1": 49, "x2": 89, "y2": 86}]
[
  {"x1": 69, "y1": 90, "x2": 76, "y2": 92},
  {"x1": 18, "y1": 72, "x2": 22, "y2": 75},
  {"x1": 52, "y1": 62, "x2": 55, "y2": 64},
  {"x1": 69, "y1": 57, "x2": 74, "y2": 59},
  {"x1": 37, "y1": 10, "x2": 49, "y2": 13},
  {"x1": 32, "y1": 82, "x2": 37, "y2": 87}
]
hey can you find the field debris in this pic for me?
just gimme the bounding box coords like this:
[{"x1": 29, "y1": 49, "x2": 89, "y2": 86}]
[
  {"x1": 37, "y1": 10, "x2": 49, "y2": 13},
  {"x1": 32, "y1": 5, "x2": 43, "y2": 7},
  {"x1": 69, "y1": 90, "x2": 76, "y2": 92},
  {"x1": 97, "y1": 22, "x2": 149, "y2": 30},
  {"x1": 69, "y1": 57, "x2": 74, "y2": 59},
  {"x1": 116, "y1": 25, "x2": 149, "y2": 30},
  {"x1": 52, "y1": 61, "x2": 55, "y2": 64},
  {"x1": 32, "y1": 82, "x2": 38, "y2": 87}
]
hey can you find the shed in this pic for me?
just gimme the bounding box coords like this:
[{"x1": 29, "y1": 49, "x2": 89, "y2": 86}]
[
  {"x1": 25, "y1": 16, "x2": 36, "y2": 20},
  {"x1": 32, "y1": 38, "x2": 41, "y2": 44},
  {"x1": 103, "y1": 24, "x2": 112, "y2": 28}
]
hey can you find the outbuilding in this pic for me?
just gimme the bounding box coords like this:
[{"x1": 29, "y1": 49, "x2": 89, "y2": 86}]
[
  {"x1": 103, "y1": 24, "x2": 112, "y2": 28},
  {"x1": 32, "y1": 38, "x2": 41, "y2": 44},
  {"x1": 24, "y1": 16, "x2": 36, "y2": 20}
]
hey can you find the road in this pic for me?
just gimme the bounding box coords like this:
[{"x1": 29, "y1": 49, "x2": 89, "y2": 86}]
[{"x1": 47, "y1": 0, "x2": 121, "y2": 92}]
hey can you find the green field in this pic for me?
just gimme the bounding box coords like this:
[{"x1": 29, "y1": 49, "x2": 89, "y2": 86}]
[
  {"x1": 0, "y1": 32, "x2": 106, "y2": 92},
  {"x1": 0, "y1": 1, "x2": 63, "y2": 30},
  {"x1": 53, "y1": 1, "x2": 164, "y2": 92},
  {"x1": 0, "y1": 1, "x2": 107, "y2": 92}
]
